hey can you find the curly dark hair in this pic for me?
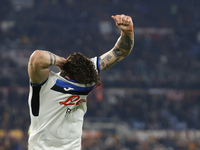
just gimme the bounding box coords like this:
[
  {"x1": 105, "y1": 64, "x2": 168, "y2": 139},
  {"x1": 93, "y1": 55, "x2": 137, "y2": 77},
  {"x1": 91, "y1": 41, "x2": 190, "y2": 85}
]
[{"x1": 60, "y1": 52, "x2": 101, "y2": 87}]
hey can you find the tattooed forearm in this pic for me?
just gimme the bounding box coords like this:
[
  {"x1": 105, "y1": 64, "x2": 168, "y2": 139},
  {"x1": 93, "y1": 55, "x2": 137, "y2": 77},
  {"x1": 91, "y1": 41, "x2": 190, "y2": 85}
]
[
  {"x1": 49, "y1": 52, "x2": 56, "y2": 66},
  {"x1": 99, "y1": 26, "x2": 134, "y2": 72},
  {"x1": 116, "y1": 34, "x2": 133, "y2": 51},
  {"x1": 113, "y1": 48, "x2": 124, "y2": 57}
]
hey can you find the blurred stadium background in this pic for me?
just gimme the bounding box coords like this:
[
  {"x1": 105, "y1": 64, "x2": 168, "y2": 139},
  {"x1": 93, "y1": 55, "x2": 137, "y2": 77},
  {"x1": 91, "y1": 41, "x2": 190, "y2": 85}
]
[{"x1": 0, "y1": 0, "x2": 200, "y2": 149}]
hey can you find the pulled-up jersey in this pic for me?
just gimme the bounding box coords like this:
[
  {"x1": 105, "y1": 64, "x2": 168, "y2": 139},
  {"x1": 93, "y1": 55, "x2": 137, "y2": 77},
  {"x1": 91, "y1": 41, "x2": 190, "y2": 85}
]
[{"x1": 28, "y1": 57, "x2": 101, "y2": 150}]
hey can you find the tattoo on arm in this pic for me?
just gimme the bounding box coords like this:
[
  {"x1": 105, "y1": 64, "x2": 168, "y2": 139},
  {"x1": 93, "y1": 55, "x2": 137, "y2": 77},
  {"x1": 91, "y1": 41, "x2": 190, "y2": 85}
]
[
  {"x1": 100, "y1": 48, "x2": 123, "y2": 72},
  {"x1": 53, "y1": 54, "x2": 56, "y2": 65},
  {"x1": 49, "y1": 53, "x2": 53, "y2": 66},
  {"x1": 117, "y1": 34, "x2": 133, "y2": 51},
  {"x1": 49, "y1": 53, "x2": 56, "y2": 66},
  {"x1": 100, "y1": 58, "x2": 105, "y2": 68},
  {"x1": 100, "y1": 55, "x2": 112, "y2": 68},
  {"x1": 100, "y1": 34, "x2": 133, "y2": 72},
  {"x1": 106, "y1": 55, "x2": 112, "y2": 61},
  {"x1": 101, "y1": 57, "x2": 121, "y2": 71},
  {"x1": 113, "y1": 48, "x2": 124, "y2": 57}
]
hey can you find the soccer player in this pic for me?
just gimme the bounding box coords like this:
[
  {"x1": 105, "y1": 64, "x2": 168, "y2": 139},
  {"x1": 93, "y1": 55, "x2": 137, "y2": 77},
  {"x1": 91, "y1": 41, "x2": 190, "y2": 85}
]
[{"x1": 28, "y1": 14, "x2": 134, "y2": 150}]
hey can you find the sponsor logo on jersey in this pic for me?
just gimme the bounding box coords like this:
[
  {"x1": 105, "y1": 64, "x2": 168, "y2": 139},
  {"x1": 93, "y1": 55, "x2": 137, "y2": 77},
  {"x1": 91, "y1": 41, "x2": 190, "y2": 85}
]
[
  {"x1": 65, "y1": 106, "x2": 80, "y2": 116},
  {"x1": 59, "y1": 95, "x2": 87, "y2": 106}
]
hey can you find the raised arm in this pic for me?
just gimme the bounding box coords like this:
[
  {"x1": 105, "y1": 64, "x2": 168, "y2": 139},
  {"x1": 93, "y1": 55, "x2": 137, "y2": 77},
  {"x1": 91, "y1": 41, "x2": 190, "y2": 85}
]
[
  {"x1": 28, "y1": 50, "x2": 67, "y2": 85},
  {"x1": 100, "y1": 14, "x2": 134, "y2": 72}
]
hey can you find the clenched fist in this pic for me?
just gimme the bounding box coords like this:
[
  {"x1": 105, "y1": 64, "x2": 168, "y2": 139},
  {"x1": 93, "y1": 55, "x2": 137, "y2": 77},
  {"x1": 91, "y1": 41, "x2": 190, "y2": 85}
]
[{"x1": 111, "y1": 14, "x2": 133, "y2": 34}]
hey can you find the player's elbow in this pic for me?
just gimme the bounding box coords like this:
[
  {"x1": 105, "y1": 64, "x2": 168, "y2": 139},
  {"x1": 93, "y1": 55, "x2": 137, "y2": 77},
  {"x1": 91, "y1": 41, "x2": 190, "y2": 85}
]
[{"x1": 29, "y1": 50, "x2": 45, "y2": 67}]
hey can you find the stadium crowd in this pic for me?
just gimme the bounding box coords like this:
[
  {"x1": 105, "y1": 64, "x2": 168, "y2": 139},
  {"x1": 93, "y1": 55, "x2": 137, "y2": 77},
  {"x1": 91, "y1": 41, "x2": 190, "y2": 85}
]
[{"x1": 0, "y1": 0, "x2": 200, "y2": 149}]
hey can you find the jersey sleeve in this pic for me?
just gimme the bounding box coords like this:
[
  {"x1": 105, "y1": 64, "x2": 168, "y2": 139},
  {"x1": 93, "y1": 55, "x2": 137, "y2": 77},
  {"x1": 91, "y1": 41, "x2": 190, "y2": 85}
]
[{"x1": 90, "y1": 56, "x2": 101, "y2": 75}]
